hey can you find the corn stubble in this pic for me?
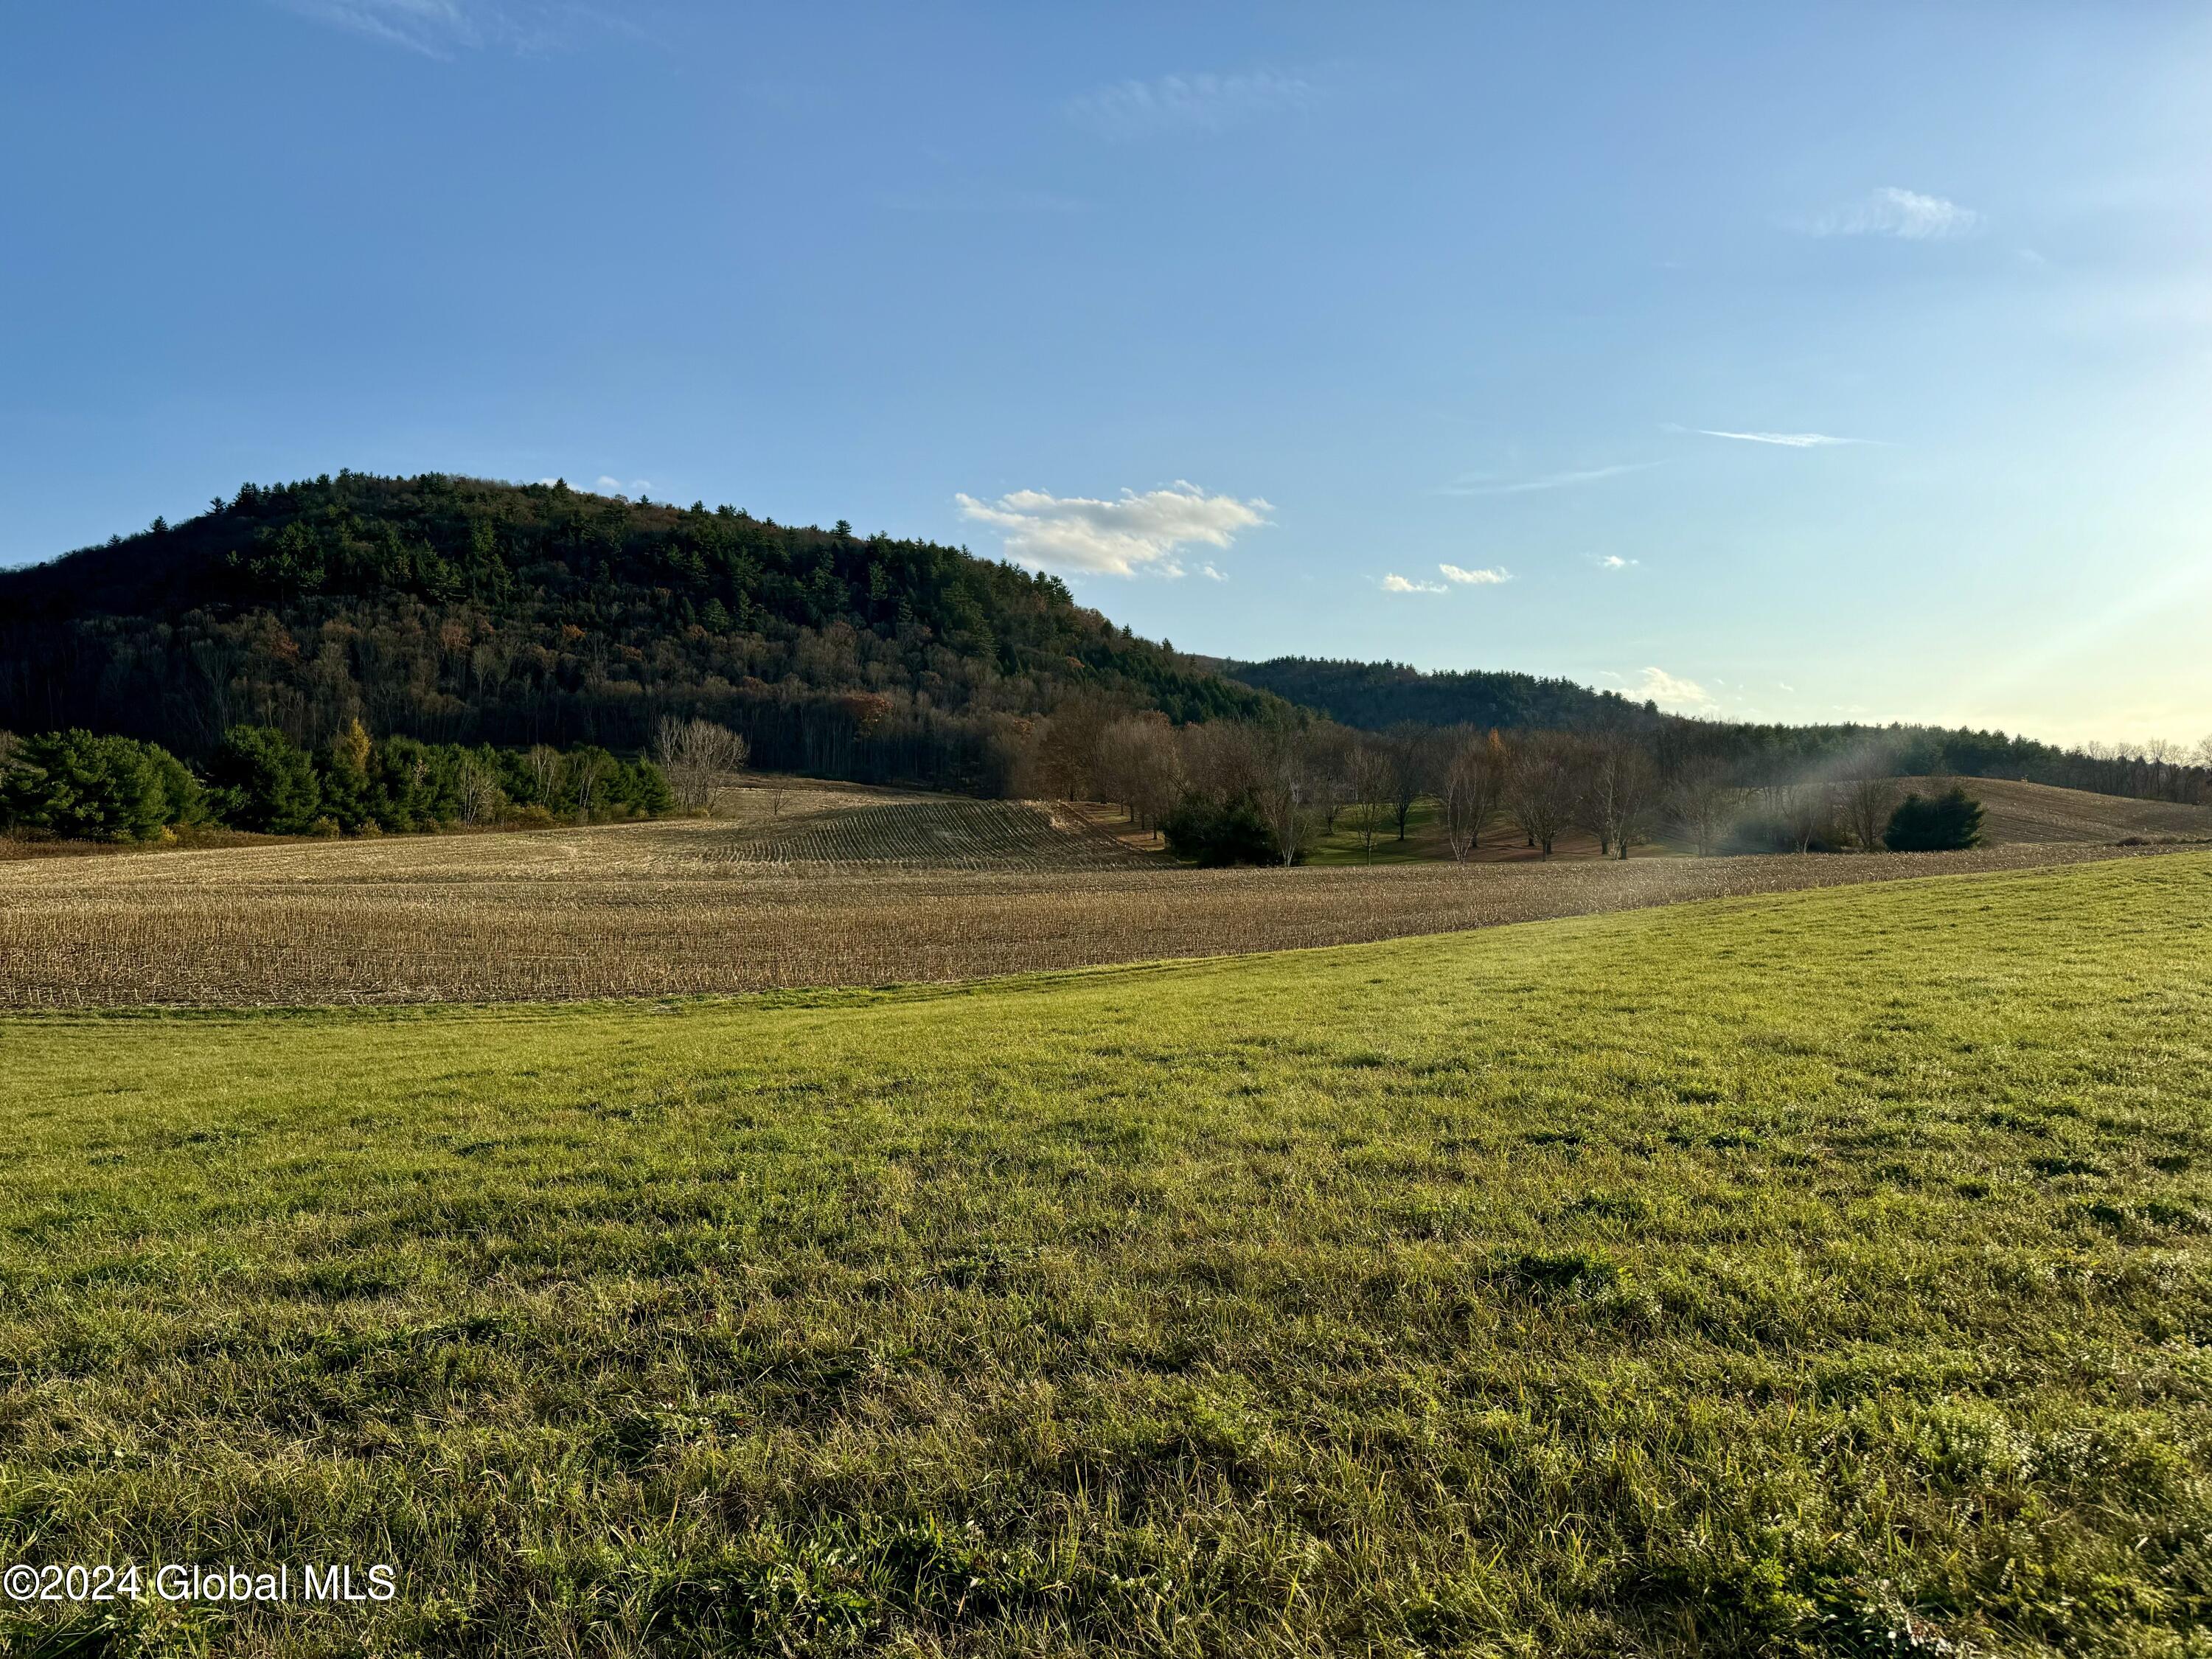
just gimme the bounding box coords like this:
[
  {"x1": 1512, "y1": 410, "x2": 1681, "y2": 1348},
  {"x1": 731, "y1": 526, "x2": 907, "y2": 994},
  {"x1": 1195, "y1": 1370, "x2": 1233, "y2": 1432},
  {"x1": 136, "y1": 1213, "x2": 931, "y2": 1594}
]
[{"x1": 0, "y1": 807, "x2": 2170, "y2": 1007}]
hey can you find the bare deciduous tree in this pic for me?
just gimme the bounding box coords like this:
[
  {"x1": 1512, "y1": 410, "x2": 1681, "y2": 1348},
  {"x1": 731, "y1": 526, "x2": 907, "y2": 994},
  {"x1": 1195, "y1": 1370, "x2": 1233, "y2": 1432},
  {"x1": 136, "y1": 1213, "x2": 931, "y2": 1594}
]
[
  {"x1": 1506, "y1": 732, "x2": 1579, "y2": 858},
  {"x1": 568, "y1": 750, "x2": 610, "y2": 820},
  {"x1": 1095, "y1": 714, "x2": 1183, "y2": 833},
  {"x1": 1306, "y1": 723, "x2": 1356, "y2": 832},
  {"x1": 1384, "y1": 723, "x2": 1430, "y2": 843},
  {"x1": 454, "y1": 757, "x2": 507, "y2": 826},
  {"x1": 1251, "y1": 724, "x2": 1316, "y2": 866},
  {"x1": 1347, "y1": 737, "x2": 1391, "y2": 858},
  {"x1": 1030, "y1": 694, "x2": 1116, "y2": 801},
  {"x1": 654, "y1": 717, "x2": 749, "y2": 812},
  {"x1": 1770, "y1": 782, "x2": 1841, "y2": 855},
  {"x1": 1669, "y1": 762, "x2": 1731, "y2": 856},
  {"x1": 1179, "y1": 720, "x2": 1266, "y2": 807},
  {"x1": 1439, "y1": 727, "x2": 1508, "y2": 862},
  {"x1": 1840, "y1": 776, "x2": 1901, "y2": 853},
  {"x1": 1586, "y1": 734, "x2": 1658, "y2": 860},
  {"x1": 526, "y1": 744, "x2": 564, "y2": 807}
]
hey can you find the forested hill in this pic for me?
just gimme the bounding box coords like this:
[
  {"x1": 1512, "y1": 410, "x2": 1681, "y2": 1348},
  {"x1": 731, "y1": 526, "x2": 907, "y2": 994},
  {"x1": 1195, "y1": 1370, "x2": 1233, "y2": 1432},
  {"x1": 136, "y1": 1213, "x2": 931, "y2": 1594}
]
[
  {"x1": 1225, "y1": 656, "x2": 1660, "y2": 733},
  {"x1": 0, "y1": 472, "x2": 1280, "y2": 793},
  {"x1": 1222, "y1": 655, "x2": 2208, "y2": 804}
]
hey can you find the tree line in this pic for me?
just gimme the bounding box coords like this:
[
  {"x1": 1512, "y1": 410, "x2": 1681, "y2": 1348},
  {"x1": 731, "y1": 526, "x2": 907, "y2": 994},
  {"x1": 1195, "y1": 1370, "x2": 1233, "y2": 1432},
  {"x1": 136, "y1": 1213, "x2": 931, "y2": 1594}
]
[
  {"x1": 0, "y1": 722, "x2": 673, "y2": 844},
  {"x1": 1234, "y1": 658, "x2": 2212, "y2": 813},
  {"x1": 1023, "y1": 706, "x2": 2007, "y2": 866}
]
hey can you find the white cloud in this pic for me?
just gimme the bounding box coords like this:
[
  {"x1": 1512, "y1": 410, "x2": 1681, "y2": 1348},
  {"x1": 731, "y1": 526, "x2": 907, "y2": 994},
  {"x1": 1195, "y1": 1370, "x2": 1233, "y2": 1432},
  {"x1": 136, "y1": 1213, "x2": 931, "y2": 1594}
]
[
  {"x1": 1439, "y1": 462, "x2": 1655, "y2": 497},
  {"x1": 1627, "y1": 666, "x2": 1715, "y2": 711},
  {"x1": 271, "y1": 0, "x2": 630, "y2": 57},
  {"x1": 1199, "y1": 563, "x2": 1228, "y2": 582},
  {"x1": 1798, "y1": 186, "x2": 1982, "y2": 240},
  {"x1": 954, "y1": 481, "x2": 1269, "y2": 578},
  {"x1": 1596, "y1": 554, "x2": 1637, "y2": 569},
  {"x1": 1687, "y1": 428, "x2": 1865, "y2": 448},
  {"x1": 1381, "y1": 574, "x2": 1447, "y2": 594},
  {"x1": 1437, "y1": 563, "x2": 1511, "y2": 585},
  {"x1": 1068, "y1": 69, "x2": 1312, "y2": 139}
]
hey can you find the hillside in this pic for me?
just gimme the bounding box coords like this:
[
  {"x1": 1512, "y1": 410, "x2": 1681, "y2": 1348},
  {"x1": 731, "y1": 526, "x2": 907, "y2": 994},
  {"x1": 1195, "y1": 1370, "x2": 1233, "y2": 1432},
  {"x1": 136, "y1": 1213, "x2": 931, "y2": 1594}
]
[
  {"x1": 5, "y1": 855, "x2": 2209, "y2": 1654},
  {"x1": 1226, "y1": 655, "x2": 1658, "y2": 731},
  {"x1": 0, "y1": 472, "x2": 1280, "y2": 793},
  {"x1": 1924, "y1": 774, "x2": 2212, "y2": 844}
]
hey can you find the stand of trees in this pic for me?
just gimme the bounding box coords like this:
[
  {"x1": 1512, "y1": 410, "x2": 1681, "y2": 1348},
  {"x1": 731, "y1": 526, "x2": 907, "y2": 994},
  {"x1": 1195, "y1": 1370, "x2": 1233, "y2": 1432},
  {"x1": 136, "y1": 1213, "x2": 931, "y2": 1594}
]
[
  {"x1": 0, "y1": 720, "x2": 672, "y2": 844},
  {"x1": 1232, "y1": 658, "x2": 2212, "y2": 813},
  {"x1": 1035, "y1": 711, "x2": 2016, "y2": 867}
]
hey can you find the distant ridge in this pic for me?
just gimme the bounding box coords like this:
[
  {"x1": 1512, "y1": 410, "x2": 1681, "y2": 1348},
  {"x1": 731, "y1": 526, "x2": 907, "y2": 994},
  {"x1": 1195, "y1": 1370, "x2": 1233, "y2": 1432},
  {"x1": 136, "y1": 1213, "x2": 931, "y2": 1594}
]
[{"x1": 1225, "y1": 655, "x2": 1659, "y2": 732}]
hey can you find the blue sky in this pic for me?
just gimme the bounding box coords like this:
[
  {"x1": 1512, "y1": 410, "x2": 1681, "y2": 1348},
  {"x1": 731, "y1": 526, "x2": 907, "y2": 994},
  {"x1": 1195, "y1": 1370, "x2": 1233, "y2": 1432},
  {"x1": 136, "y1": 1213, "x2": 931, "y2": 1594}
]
[{"x1": 5, "y1": 3, "x2": 2208, "y2": 745}]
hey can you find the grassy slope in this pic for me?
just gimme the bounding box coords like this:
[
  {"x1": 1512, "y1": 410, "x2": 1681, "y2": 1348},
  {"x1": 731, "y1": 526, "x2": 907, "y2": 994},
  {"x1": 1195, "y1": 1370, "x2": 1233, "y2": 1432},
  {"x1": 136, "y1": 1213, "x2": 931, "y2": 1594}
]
[
  {"x1": 1301, "y1": 799, "x2": 1623, "y2": 866},
  {"x1": 4, "y1": 856, "x2": 2211, "y2": 1656}
]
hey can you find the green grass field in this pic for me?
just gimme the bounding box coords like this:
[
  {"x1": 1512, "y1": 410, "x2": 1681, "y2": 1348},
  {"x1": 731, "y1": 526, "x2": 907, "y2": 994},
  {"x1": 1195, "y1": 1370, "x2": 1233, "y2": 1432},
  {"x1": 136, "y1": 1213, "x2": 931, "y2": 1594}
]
[
  {"x1": 1303, "y1": 798, "x2": 1453, "y2": 864},
  {"x1": 4, "y1": 855, "x2": 2211, "y2": 1656}
]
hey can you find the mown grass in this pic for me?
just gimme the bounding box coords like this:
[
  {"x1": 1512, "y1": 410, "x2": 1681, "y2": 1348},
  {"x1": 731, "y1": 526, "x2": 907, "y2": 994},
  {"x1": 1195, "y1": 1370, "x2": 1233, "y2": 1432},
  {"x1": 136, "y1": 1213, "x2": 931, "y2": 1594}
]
[
  {"x1": 1301, "y1": 798, "x2": 1453, "y2": 864},
  {"x1": 3, "y1": 855, "x2": 2211, "y2": 1656}
]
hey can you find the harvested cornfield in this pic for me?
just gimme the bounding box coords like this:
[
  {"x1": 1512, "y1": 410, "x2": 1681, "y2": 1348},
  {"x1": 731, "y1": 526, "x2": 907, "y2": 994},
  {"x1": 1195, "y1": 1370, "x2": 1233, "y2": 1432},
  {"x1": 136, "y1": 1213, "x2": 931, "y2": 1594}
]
[
  {"x1": 1913, "y1": 776, "x2": 2212, "y2": 845},
  {"x1": 728, "y1": 799, "x2": 1146, "y2": 869},
  {"x1": 0, "y1": 816, "x2": 2180, "y2": 1006}
]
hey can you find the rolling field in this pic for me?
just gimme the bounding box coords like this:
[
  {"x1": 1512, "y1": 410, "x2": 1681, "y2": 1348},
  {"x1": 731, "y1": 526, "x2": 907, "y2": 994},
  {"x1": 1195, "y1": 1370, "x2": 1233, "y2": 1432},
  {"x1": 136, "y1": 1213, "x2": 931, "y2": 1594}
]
[
  {"x1": 727, "y1": 800, "x2": 1146, "y2": 869},
  {"x1": 1918, "y1": 776, "x2": 2212, "y2": 846},
  {"x1": 0, "y1": 805, "x2": 2171, "y2": 1005},
  {"x1": 3, "y1": 854, "x2": 2210, "y2": 1655}
]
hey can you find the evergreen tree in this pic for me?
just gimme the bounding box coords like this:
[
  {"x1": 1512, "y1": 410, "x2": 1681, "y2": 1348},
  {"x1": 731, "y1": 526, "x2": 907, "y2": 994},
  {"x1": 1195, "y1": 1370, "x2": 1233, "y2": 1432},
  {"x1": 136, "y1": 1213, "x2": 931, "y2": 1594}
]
[
  {"x1": 317, "y1": 718, "x2": 381, "y2": 832},
  {"x1": 1160, "y1": 795, "x2": 1285, "y2": 866},
  {"x1": 140, "y1": 742, "x2": 208, "y2": 830},
  {"x1": 0, "y1": 730, "x2": 182, "y2": 841},
  {"x1": 1883, "y1": 786, "x2": 1986, "y2": 852},
  {"x1": 207, "y1": 726, "x2": 323, "y2": 833},
  {"x1": 611, "y1": 758, "x2": 674, "y2": 818}
]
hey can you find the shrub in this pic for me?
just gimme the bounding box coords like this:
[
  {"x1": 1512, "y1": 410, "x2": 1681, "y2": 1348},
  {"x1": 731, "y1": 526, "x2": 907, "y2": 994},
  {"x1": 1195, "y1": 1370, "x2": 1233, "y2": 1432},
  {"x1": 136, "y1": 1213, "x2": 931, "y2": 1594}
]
[
  {"x1": 1884, "y1": 786, "x2": 1986, "y2": 852},
  {"x1": 1161, "y1": 794, "x2": 1285, "y2": 866}
]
